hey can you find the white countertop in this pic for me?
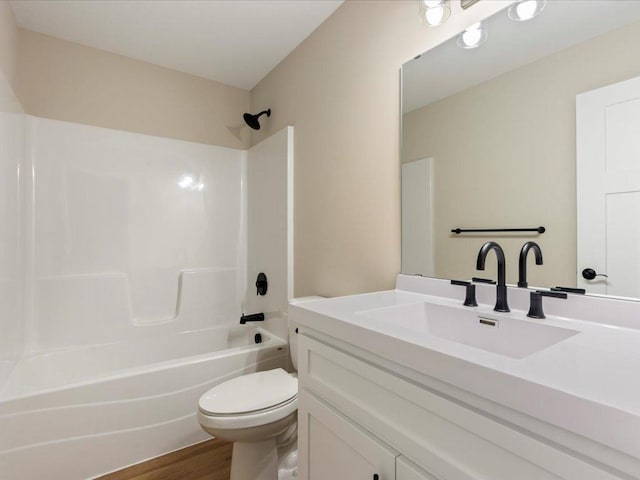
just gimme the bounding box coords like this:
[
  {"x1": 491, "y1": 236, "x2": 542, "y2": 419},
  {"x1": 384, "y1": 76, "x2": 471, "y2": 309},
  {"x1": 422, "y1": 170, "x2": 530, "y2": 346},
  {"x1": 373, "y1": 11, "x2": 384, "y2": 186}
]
[{"x1": 291, "y1": 279, "x2": 640, "y2": 461}]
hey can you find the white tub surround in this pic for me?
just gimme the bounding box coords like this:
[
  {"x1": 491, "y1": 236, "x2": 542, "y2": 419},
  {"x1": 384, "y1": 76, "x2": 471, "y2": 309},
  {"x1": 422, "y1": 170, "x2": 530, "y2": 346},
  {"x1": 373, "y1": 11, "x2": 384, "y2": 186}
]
[
  {"x1": 0, "y1": 326, "x2": 287, "y2": 479},
  {"x1": 244, "y1": 126, "x2": 294, "y2": 341},
  {"x1": 0, "y1": 71, "x2": 24, "y2": 391},
  {"x1": 291, "y1": 275, "x2": 640, "y2": 479},
  {"x1": 0, "y1": 116, "x2": 295, "y2": 478},
  {"x1": 29, "y1": 117, "x2": 245, "y2": 351}
]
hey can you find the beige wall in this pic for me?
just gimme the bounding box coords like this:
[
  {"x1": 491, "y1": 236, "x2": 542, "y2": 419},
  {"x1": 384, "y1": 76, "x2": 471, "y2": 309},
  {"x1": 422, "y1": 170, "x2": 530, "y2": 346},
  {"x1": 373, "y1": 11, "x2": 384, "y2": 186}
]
[
  {"x1": 402, "y1": 20, "x2": 640, "y2": 289},
  {"x1": 17, "y1": 30, "x2": 251, "y2": 149},
  {"x1": 0, "y1": 1, "x2": 18, "y2": 91},
  {"x1": 251, "y1": 0, "x2": 509, "y2": 297}
]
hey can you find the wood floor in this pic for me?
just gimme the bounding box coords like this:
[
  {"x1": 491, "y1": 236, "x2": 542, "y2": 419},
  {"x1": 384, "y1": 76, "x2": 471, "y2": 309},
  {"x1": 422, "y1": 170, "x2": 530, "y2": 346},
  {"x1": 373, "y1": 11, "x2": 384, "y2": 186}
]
[{"x1": 97, "y1": 439, "x2": 232, "y2": 480}]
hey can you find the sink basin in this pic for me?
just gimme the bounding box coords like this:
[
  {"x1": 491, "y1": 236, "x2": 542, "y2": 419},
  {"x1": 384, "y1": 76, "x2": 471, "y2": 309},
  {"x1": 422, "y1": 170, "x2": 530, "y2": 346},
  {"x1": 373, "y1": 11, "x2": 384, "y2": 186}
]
[{"x1": 358, "y1": 302, "x2": 579, "y2": 359}]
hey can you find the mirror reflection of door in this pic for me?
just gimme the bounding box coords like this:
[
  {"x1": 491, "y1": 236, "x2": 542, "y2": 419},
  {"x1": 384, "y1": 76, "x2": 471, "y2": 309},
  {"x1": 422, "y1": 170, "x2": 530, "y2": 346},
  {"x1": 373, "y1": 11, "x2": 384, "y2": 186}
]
[
  {"x1": 577, "y1": 75, "x2": 640, "y2": 298},
  {"x1": 401, "y1": 158, "x2": 434, "y2": 276}
]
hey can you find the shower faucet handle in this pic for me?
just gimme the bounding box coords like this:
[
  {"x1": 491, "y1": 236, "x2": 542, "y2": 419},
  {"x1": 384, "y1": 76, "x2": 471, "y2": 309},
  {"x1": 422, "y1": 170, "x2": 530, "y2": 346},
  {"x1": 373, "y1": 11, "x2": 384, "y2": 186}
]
[{"x1": 256, "y1": 272, "x2": 268, "y2": 296}]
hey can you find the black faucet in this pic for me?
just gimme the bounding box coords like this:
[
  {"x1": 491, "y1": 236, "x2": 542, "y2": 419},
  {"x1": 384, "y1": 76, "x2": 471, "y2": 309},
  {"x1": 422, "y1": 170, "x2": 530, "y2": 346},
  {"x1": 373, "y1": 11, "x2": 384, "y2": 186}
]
[
  {"x1": 476, "y1": 241, "x2": 510, "y2": 312},
  {"x1": 518, "y1": 241, "x2": 543, "y2": 288}
]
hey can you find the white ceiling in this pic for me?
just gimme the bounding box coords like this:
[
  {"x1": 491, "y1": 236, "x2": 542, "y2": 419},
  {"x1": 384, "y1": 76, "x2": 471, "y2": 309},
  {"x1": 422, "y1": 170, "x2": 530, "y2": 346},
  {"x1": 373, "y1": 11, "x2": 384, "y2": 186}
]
[
  {"x1": 403, "y1": 0, "x2": 640, "y2": 113},
  {"x1": 10, "y1": 0, "x2": 344, "y2": 90}
]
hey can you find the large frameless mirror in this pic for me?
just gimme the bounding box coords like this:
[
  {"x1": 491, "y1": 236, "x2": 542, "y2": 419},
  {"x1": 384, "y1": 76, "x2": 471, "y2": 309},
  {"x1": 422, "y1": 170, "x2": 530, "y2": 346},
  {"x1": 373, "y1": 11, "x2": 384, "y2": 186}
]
[{"x1": 401, "y1": 0, "x2": 640, "y2": 299}]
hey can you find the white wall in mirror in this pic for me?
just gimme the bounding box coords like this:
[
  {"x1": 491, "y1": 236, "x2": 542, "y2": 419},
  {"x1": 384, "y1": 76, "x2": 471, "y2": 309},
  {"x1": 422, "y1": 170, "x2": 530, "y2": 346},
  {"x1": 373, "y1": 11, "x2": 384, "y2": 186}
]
[
  {"x1": 401, "y1": 158, "x2": 434, "y2": 276},
  {"x1": 401, "y1": 0, "x2": 640, "y2": 298}
]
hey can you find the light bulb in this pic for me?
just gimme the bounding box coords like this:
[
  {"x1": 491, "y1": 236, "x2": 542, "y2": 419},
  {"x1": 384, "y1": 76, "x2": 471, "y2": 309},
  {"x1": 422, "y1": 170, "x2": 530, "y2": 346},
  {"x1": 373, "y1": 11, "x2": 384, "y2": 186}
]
[
  {"x1": 419, "y1": 0, "x2": 450, "y2": 27},
  {"x1": 425, "y1": 6, "x2": 445, "y2": 26},
  {"x1": 457, "y1": 22, "x2": 487, "y2": 49},
  {"x1": 462, "y1": 29, "x2": 482, "y2": 47},
  {"x1": 508, "y1": 0, "x2": 546, "y2": 21},
  {"x1": 516, "y1": 0, "x2": 537, "y2": 20}
]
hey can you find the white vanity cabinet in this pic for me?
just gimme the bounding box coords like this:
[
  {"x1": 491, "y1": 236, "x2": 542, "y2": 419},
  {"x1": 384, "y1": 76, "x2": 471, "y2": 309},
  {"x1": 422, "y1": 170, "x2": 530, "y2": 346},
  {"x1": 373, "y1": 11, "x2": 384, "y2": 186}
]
[
  {"x1": 297, "y1": 331, "x2": 635, "y2": 480},
  {"x1": 298, "y1": 390, "x2": 397, "y2": 480}
]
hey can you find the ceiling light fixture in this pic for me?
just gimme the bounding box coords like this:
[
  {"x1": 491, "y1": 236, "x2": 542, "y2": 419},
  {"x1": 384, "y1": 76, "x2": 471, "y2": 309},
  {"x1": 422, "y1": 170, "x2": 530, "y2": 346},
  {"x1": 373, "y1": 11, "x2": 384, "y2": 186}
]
[
  {"x1": 419, "y1": 0, "x2": 451, "y2": 27},
  {"x1": 508, "y1": 0, "x2": 546, "y2": 22},
  {"x1": 457, "y1": 22, "x2": 488, "y2": 49}
]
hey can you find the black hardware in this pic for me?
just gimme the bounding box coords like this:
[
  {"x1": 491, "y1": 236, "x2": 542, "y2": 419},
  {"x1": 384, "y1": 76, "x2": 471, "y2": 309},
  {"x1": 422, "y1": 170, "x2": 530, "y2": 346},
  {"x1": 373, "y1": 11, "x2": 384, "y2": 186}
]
[
  {"x1": 240, "y1": 312, "x2": 265, "y2": 324},
  {"x1": 256, "y1": 272, "x2": 268, "y2": 295},
  {"x1": 243, "y1": 109, "x2": 271, "y2": 131},
  {"x1": 551, "y1": 286, "x2": 586, "y2": 295},
  {"x1": 479, "y1": 318, "x2": 497, "y2": 327},
  {"x1": 254, "y1": 333, "x2": 263, "y2": 344},
  {"x1": 518, "y1": 241, "x2": 543, "y2": 288},
  {"x1": 476, "y1": 241, "x2": 509, "y2": 312},
  {"x1": 373, "y1": 475, "x2": 379, "y2": 480},
  {"x1": 452, "y1": 226, "x2": 545, "y2": 235},
  {"x1": 295, "y1": 327, "x2": 299, "y2": 334},
  {"x1": 472, "y1": 277, "x2": 496, "y2": 284},
  {"x1": 582, "y1": 268, "x2": 608, "y2": 281},
  {"x1": 527, "y1": 290, "x2": 567, "y2": 319},
  {"x1": 451, "y1": 280, "x2": 478, "y2": 307}
]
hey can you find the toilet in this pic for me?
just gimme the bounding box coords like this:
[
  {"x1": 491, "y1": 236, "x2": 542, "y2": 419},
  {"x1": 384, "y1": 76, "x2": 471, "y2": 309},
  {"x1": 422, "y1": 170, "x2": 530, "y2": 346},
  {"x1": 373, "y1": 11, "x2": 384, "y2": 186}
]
[{"x1": 197, "y1": 296, "x2": 323, "y2": 480}]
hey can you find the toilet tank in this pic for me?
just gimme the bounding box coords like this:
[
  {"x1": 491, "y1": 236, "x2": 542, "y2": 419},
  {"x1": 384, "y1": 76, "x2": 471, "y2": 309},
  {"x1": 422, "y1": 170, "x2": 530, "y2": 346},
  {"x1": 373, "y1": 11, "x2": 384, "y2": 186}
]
[{"x1": 288, "y1": 296, "x2": 325, "y2": 371}]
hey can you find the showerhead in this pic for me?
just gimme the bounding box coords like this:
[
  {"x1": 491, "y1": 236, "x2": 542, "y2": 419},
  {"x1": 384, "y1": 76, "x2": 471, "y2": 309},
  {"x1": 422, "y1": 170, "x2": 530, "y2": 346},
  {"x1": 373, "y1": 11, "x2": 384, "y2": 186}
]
[{"x1": 243, "y1": 109, "x2": 271, "y2": 130}]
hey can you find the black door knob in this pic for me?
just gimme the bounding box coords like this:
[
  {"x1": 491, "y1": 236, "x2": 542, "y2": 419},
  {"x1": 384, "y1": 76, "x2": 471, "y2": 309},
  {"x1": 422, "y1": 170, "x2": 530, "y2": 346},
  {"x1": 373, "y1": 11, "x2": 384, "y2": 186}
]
[{"x1": 582, "y1": 268, "x2": 608, "y2": 280}]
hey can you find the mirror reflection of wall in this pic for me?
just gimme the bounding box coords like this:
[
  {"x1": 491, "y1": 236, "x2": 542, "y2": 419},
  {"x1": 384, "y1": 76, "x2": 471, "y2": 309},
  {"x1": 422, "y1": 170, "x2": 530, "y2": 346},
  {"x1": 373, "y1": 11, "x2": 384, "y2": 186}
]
[{"x1": 401, "y1": 0, "x2": 640, "y2": 298}]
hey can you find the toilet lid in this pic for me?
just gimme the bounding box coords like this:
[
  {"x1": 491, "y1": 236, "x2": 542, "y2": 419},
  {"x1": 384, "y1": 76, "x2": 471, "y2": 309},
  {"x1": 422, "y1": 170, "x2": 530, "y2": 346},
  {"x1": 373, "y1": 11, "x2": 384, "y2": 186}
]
[{"x1": 199, "y1": 368, "x2": 298, "y2": 415}]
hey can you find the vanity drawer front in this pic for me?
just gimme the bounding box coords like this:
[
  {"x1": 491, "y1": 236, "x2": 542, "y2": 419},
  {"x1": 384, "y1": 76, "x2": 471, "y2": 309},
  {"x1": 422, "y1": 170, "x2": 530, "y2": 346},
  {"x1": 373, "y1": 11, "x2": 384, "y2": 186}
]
[{"x1": 298, "y1": 334, "x2": 623, "y2": 480}]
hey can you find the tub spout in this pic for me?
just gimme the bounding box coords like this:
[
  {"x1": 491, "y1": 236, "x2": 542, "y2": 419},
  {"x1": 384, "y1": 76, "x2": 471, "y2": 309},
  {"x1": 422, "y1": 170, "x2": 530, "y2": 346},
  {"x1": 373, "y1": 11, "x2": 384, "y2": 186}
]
[{"x1": 240, "y1": 312, "x2": 265, "y2": 324}]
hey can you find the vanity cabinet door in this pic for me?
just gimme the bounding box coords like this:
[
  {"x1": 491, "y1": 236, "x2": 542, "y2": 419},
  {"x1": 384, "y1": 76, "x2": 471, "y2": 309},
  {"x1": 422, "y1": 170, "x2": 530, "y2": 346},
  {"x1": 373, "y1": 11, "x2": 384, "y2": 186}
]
[
  {"x1": 298, "y1": 389, "x2": 398, "y2": 480},
  {"x1": 397, "y1": 457, "x2": 439, "y2": 480}
]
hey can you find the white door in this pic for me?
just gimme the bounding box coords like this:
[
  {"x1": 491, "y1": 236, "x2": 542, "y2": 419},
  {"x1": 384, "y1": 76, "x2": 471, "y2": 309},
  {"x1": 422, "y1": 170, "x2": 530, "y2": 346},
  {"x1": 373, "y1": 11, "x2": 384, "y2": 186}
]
[
  {"x1": 402, "y1": 158, "x2": 434, "y2": 276},
  {"x1": 397, "y1": 457, "x2": 439, "y2": 480},
  {"x1": 298, "y1": 390, "x2": 398, "y2": 480},
  {"x1": 577, "y1": 76, "x2": 640, "y2": 297}
]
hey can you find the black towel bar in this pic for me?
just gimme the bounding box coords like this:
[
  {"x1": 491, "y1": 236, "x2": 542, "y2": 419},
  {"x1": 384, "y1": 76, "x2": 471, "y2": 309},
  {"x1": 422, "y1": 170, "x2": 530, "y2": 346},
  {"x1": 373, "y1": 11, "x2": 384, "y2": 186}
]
[{"x1": 451, "y1": 226, "x2": 545, "y2": 234}]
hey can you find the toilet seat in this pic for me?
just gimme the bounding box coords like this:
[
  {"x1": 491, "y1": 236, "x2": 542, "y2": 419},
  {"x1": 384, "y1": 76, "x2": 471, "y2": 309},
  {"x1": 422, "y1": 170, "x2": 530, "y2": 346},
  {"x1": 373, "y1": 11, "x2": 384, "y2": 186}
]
[
  {"x1": 198, "y1": 368, "x2": 298, "y2": 430},
  {"x1": 199, "y1": 395, "x2": 298, "y2": 430}
]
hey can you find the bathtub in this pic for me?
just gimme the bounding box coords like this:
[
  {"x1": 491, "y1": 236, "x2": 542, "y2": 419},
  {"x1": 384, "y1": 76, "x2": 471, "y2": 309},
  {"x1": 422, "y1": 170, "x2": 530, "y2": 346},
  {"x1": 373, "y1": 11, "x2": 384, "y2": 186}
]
[{"x1": 0, "y1": 325, "x2": 288, "y2": 479}]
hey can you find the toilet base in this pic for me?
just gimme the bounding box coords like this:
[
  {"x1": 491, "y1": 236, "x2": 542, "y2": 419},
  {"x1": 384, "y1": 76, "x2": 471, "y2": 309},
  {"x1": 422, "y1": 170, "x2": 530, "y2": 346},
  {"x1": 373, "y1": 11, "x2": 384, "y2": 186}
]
[
  {"x1": 230, "y1": 439, "x2": 278, "y2": 480},
  {"x1": 277, "y1": 440, "x2": 298, "y2": 480}
]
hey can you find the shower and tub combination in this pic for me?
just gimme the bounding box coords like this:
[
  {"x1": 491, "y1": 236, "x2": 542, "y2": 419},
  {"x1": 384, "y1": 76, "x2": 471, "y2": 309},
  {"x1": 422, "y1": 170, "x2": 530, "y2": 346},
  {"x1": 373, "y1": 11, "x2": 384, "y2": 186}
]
[{"x1": 0, "y1": 100, "x2": 294, "y2": 479}]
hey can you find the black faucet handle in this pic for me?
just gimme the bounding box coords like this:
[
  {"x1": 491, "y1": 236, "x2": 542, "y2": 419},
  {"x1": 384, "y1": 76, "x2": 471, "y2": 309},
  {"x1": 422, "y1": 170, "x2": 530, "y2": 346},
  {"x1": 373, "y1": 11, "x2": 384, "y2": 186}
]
[
  {"x1": 471, "y1": 277, "x2": 496, "y2": 285},
  {"x1": 450, "y1": 280, "x2": 478, "y2": 307},
  {"x1": 536, "y1": 290, "x2": 568, "y2": 299},
  {"x1": 527, "y1": 290, "x2": 567, "y2": 319},
  {"x1": 551, "y1": 286, "x2": 586, "y2": 295}
]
